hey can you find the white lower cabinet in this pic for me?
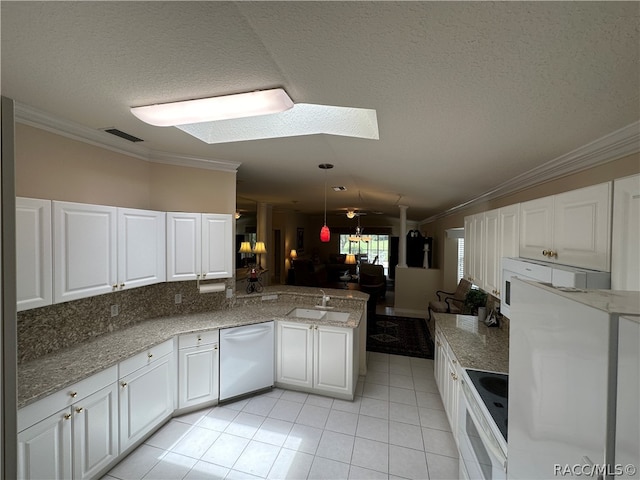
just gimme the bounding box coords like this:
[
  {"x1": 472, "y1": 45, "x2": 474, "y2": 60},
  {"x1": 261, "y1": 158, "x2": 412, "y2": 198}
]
[
  {"x1": 118, "y1": 339, "x2": 175, "y2": 453},
  {"x1": 276, "y1": 321, "x2": 356, "y2": 399},
  {"x1": 18, "y1": 366, "x2": 118, "y2": 480},
  {"x1": 18, "y1": 408, "x2": 72, "y2": 480},
  {"x1": 178, "y1": 331, "x2": 219, "y2": 410},
  {"x1": 434, "y1": 326, "x2": 460, "y2": 443},
  {"x1": 72, "y1": 383, "x2": 119, "y2": 480}
]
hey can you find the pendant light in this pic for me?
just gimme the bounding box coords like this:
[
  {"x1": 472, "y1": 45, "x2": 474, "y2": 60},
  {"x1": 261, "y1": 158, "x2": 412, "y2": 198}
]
[{"x1": 319, "y1": 163, "x2": 333, "y2": 242}]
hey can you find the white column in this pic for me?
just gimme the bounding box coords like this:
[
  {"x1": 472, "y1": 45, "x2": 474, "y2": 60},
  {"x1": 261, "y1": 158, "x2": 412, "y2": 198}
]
[
  {"x1": 256, "y1": 202, "x2": 272, "y2": 283},
  {"x1": 398, "y1": 205, "x2": 408, "y2": 268}
]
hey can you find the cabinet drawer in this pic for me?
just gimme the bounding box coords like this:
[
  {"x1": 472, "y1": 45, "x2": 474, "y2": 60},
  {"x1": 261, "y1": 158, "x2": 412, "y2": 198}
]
[
  {"x1": 119, "y1": 339, "x2": 174, "y2": 378},
  {"x1": 178, "y1": 330, "x2": 219, "y2": 349},
  {"x1": 18, "y1": 365, "x2": 117, "y2": 432}
]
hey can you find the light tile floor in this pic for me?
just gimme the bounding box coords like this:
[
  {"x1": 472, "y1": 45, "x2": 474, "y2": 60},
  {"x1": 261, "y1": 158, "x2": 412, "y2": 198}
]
[{"x1": 103, "y1": 352, "x2": 458, "y2": 480}]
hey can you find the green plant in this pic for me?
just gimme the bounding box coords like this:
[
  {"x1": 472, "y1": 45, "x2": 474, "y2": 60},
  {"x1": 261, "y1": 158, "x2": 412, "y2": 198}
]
[{"x1": 464, "y1": 289, "x2": 488, "y2": 315}]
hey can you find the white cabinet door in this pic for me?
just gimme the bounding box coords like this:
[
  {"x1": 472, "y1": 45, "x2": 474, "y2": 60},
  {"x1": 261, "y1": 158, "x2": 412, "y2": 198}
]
[
  {"x1": 72, "y1": 383, "x2": 118, "y2": 480},
  {"x1": 444, "y1": 345, "x2": 460, "y2": 440},
  {"x1": 53, "y1": 201, "x2": 117, "y2": 303},
  {"x1": 434, "y1": 329, "x2": 447, "y2": 394},
  {"x1": 117, "y1": 208, "x2": 166, "y2": 290},
  {"x1": 554, "y1": 182, "x2": 611, "y2": 271},
  {"x1": 178, "y1": 340, "x2": 219, "y2": 410},
  {"x1": 471, "y1": 213, "x2": 484, "y2": 287},
  {"x1": 17, "y1": 408, "x2": 72, "y2": 480},
  {"x1": 499, "y1": 204, "x2": 520, "y2": 260},
  {"x1": 166, "y1": 212, "x2": 201, "y2": 281},
  {"x1": 275, "y1": 321, "x2": 314, "y2": 389},
  {"x1": 16, "y1": 197, "x2": 52, "y2": 311},
  {"x1": 612, "y1": 174, "x2": 640, "y2": 290},
  {"x1": 463, "y1": 215, "x2": 474, "y2": 283},
  {"x1": 119, "y1": 353, "x2": 175, "y2": 452},
  {"x1": 483, "y1": 209, "x2": 500, "y2": 297},
  {"x1": 519, "y1": 195, "x2": 554, "y2": 263},
  {"x1": 463, "y1": 213, "x2": 484, "y2": 286},
  {"x1": 201, "y1": 214, "x2": 233, "y2": 279},
  {"x1": 314, "y1": 325, "x2": 353, "y2": 396}
]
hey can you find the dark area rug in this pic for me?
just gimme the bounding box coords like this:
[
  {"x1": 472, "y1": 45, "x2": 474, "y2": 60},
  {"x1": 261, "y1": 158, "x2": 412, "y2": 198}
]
[{"x1": 366, "y1": 314, "x2": 434, "y2": 359}]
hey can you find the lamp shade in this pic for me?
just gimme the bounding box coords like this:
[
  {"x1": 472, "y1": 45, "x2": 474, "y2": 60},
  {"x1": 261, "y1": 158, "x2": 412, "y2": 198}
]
[
  {"x1": 320, "y1": 225, "x2": 330, "y2": 242},
  {"x1": 345, "y1": 254, "x2": 357, "y2": 265},
  {"x1": 290, "y1": 249, "x2": 298, "y2": 259},
  {"x1": 238, "y1": 241, "x2": 252, "y2": 253},
  {"x1": 253, "y1": 241, "x2": 267, "y2": 254}
]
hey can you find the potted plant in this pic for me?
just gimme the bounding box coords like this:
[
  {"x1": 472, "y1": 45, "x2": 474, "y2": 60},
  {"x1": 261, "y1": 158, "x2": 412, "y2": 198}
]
[{"x1": 463, "y1": 289, "x2": 488, "y2": 315}]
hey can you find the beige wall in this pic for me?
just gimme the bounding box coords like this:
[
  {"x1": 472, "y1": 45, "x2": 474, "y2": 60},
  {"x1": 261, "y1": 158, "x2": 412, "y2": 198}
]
[
  {"x1": 394, "y1": 267, "x2": 441, "y2": 315},
  {"x1": 422, "y1": 152, "x2": 640, "y2": 290},
  {"x1": 15, "y1": 124, "x2": 235, "y2": 214}
]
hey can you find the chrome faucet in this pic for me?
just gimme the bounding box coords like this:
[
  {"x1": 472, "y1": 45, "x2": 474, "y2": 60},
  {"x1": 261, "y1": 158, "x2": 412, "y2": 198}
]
[{"x1": 319, "y1": 290, "x2": 330, "y2": 308}]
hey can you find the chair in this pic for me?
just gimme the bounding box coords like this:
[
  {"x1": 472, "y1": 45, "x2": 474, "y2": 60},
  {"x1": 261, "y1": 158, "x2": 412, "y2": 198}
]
[{"x1": 428, "y1": 278, "x2": 472, "y2": 321}]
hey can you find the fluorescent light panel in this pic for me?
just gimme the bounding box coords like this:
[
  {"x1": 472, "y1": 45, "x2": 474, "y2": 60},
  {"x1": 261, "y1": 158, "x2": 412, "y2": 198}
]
[{"x1": 131, "y1": 88, "x2": 293, "y2": 127}]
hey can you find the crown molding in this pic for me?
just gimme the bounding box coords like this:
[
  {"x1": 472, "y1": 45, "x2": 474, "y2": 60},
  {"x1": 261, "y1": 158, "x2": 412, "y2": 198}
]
[
  {"x1": 14, "y1": 102, "x2": 240, "y2": 172},
  {"x1": 421, "y1": 120, "x2": 640, "y2": 224},
  {"x1": 149, "y1": 151, "x2": 240, "y2": 173}
]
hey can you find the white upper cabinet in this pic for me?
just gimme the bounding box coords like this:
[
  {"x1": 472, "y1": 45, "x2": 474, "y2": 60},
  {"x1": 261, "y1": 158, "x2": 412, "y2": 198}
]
[
  {"x1": 467, "y1": 204, "x2": 519, "y2": 298},
  {"x1": 611, "y1": 174, "x2": 640, "y2": 290},
  {"x1": 117, "y1": 208, "x2": 166, "y2": 290},
  {"x1": 167, "y1": 212, "x2": 233, "y2": 281},
  {"x1": 520, "y1": 182, "x2": 611, "y2": 271},
  {"x1": 463, "y1": 213, "x2": 484, "y2": 286},
  {"x1": 519, "y1": 195, "x2": 555, "y2": 262},
  {"x1": 53, "y1": 201, "x2": 118, "y2": 303},
  {"x1": 53, "y1": 201, "x2": 167, "y2": 304},
  {"x1": 201, "y1": 214, "x2": 233, "y2": 279},
  {"x1": 16, "y1": 197, "x2": 53, "y2": 311},
  {"x1": 483, "y1": 209, "x2": 500, "y2": 296},
  {"x1": 166, "y1": 213, "x2": 202, "y2": 281}
]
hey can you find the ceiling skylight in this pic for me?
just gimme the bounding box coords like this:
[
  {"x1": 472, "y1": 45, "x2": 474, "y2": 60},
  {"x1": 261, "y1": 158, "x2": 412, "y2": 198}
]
[{"x1": 175, "y1": 103, "x2": 379, "y2": 144}]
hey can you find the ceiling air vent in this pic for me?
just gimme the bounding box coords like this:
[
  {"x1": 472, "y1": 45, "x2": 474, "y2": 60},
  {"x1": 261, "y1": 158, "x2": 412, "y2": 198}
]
[
  {"x1": 102, "y1": 128, "x2": 144, "y2": 143},
  {"x1": 332, "y1": 186, "x2": 347, "y2": 192}
]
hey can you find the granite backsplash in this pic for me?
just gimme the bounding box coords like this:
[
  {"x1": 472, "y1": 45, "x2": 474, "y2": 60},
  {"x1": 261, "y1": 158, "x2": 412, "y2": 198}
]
[{"x1": 17, "y1": 280, "x2": 232, "y2": 364}]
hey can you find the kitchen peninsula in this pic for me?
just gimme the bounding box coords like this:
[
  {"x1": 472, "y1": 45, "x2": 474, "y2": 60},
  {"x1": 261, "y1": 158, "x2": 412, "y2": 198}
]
[{"x1": 16, "y1": 285, "x2": 367, "y2": 479}]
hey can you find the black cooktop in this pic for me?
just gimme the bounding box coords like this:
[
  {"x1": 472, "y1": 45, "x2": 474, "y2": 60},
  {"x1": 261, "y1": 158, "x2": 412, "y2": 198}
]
[{"x1": 465, "y1": 369, "x2": 508, "y2": 442}]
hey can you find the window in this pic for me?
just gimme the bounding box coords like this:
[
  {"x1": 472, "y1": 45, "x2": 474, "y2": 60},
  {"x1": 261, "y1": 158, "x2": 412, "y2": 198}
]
[
  {"x1": 339, "y1": 234, "x2": 390, "y2": 274},
  {"x1": 457, "y1": 237, "x2": 465, "y2": 284}
]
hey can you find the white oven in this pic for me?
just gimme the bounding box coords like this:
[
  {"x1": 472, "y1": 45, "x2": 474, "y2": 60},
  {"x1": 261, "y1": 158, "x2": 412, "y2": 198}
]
[{"x1": 458, "y1": 373, "x2": 507, "y2": 480}]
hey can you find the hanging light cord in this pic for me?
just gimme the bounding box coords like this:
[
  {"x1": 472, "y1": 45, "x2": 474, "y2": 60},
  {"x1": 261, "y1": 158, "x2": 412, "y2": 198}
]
[{"x1": 324, "y1": 175, "x2": 327, "y2": 226}]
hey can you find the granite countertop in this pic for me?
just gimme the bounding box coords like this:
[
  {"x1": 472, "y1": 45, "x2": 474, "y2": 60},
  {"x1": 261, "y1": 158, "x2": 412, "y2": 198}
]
[
  {"x1": 431, "y1": 312, "x2": 509, "y2": 374},
  {"x1": 18, "y1": 286, "x2": 366, "y2": 408}
]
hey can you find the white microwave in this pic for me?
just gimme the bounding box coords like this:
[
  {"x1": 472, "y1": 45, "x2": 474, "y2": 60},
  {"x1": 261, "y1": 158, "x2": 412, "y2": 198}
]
[{"x1": 501, "y1": 257, "x2": 610, "y2": 318}]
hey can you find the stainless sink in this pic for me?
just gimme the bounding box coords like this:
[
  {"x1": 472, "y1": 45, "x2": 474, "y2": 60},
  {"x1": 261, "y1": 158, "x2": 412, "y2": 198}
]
[{"x1": 286, "y1": 308, "x2": 351, "y2": 322}]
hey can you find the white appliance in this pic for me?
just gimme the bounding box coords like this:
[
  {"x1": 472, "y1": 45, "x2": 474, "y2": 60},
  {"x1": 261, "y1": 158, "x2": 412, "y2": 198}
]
[
  {"x1": 501, "y1": 257, "x2": 610, "y2": 318},
  {"x1": 508, "y1": 279, "x2": 639, "y2": 479},
  {"x1": 219, "y1": 321, "x2": 274, "y2": 401},
  {"x1": 458, "y1": 369, "x2": 508, "y2": 480}
]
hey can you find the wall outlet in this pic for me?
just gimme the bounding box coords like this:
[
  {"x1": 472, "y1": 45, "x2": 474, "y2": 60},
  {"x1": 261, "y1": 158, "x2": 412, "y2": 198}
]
[
  {"x1": 226, "y1": 288, "x2": 233, "y2": 299},
  {"x1": 110, "y1": 305, "x2": 119, "y2": 317},
  {"x1": 174, "y1": 293, "x2": 182, "y2": 304}
]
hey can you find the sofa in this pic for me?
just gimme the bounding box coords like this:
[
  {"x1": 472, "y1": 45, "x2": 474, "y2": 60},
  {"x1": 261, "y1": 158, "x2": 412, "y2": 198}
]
[
  {"x1": 358, "y1": 263, "x2": 387, "y2": 299},
  {"x1": 292, "y1": 259, "x2": 328, "y2": 287}
]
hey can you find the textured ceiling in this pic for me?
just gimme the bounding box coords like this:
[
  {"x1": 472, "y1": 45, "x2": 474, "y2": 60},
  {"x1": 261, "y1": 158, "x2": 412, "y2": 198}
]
[{"x1": 1, "y1": 1, "x2": 638, "y2": 221}]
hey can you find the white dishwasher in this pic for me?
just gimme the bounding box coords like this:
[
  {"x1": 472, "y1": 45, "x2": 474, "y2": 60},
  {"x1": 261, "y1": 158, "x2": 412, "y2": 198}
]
[{"x1": 219, "y1": 321, "x2": 275, "y2": 401}]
